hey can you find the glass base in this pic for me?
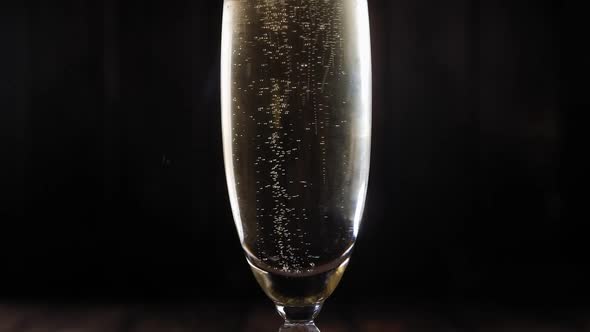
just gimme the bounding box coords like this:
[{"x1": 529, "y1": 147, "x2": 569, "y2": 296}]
[
  {"x1": 276, "y1": 303, "x2": 322, "y2": 332},
  {"x1": 278, "y1": 322, "x2": 320, "y2": 332}
]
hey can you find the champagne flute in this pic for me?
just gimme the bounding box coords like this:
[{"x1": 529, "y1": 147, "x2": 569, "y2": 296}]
[{"x1": 221, "y1": 0, "x2": 371, "y2": 330}]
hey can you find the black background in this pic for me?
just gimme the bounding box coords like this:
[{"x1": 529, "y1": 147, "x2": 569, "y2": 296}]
[{"x1": 0, "y1": 0, "x2": 585, "y2": 310}]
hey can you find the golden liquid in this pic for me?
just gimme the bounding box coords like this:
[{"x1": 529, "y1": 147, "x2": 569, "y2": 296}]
[
  {"x1": 222, "y1": 0, "x2": 371, "y2": 304},
  {"x1": 248, "y1": 257, "x2": 349, "y2": 306}
]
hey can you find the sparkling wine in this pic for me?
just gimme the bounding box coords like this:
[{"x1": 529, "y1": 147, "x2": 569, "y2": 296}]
[
  {"x1": 248, "y1": 256, "x2": 350, "y2": 306},
  {"x1": 221, "y1": 0, "x2": 371, "y2": 307}
]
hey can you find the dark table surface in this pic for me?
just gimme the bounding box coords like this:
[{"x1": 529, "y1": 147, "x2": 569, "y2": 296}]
[{"x1": 1, "y1": 302, "x2": 588, "y2": 331}]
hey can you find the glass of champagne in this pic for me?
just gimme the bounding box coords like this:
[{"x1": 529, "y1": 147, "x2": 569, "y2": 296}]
[{"x1": 221, "y1": 0, "x2": 371, "y2": 330}]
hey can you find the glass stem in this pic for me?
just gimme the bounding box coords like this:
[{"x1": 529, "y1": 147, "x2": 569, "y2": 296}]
[{"x1": 276, "y1": 303, "x2": 322, "y2": 332}]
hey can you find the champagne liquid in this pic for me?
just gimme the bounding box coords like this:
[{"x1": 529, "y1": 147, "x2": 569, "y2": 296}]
[
  {"x1": 248, "y1": 257, "x2": 349, "y2": 306},
  {"x1": 221, "y1": 0, "x2": 371, "y2": 305}
]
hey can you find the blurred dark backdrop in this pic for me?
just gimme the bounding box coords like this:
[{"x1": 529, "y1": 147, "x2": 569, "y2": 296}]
[{"x1": 0, "y1": 0, "x2": 585, "y2": 310}]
